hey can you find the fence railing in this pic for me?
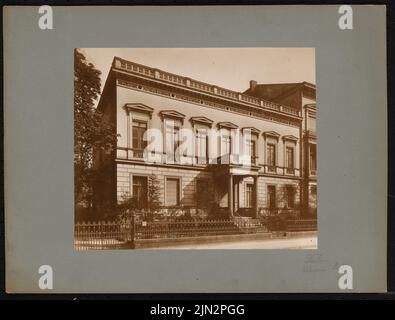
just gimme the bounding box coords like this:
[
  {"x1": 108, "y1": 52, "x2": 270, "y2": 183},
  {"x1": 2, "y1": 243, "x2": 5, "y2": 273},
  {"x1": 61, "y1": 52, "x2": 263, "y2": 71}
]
[
  {"x1": 259, "y1": 208, "x2": 300, "y2": 217},
  {"x1": 74, "y1": 217, "x2": 269, "y2": 250},
  {"x1": 135, "y1": 219, "x2": 241, "y2": 239},
  {"x1": 74, "y1": 221, "x2": 133, "y2": 250},
  {"x1": 74, "y1": 214, "x2": 316, "y2": 250},
  {"x1": 286, "y1": 219, "x2": 317, "y2": 232}
]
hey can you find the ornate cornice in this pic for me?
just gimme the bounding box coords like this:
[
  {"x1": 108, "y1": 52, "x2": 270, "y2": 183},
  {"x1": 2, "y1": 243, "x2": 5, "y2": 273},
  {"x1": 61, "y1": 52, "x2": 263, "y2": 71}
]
[
  {"x1": 116, "y1": 79, "x2": 301, "y2": 128},
  {"x1": 112, "y1": 57, "x2": 303, "y2": 120}
]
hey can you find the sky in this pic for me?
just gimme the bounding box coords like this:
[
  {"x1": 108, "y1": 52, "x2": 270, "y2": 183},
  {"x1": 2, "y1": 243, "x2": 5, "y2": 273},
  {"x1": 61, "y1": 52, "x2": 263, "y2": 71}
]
[{"x1": 79, "y1": 48, "x2": 316, "y2": 108}]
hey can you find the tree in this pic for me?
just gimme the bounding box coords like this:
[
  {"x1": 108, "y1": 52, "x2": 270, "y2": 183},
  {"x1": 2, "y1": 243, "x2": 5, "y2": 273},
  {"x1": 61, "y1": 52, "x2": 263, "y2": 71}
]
[
  {"x1": 74, "y1": 49, "x2": 117, "y2": 213},
  {"x1": 147, "y1": 174, "x2": 162, "y2": 221},
  {"x1": 117, "y1": 194, "x2": 139, "y2": 223}
]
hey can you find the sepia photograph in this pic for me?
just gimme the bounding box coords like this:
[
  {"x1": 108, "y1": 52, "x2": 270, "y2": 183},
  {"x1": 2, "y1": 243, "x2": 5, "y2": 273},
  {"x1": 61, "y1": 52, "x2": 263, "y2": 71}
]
[{"x1": 74, "y1": 48, "x2": 318, "y2": 250}]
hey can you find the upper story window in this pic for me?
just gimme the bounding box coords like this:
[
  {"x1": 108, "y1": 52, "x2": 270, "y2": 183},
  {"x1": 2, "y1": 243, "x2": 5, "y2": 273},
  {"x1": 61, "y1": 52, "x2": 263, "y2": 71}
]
[
  {"x1": 310, "y1": 144, "x2": 317, "y2": 175},
  {"x1": 123, "y1": 103, "x2": 153, "y2": 161},
  {"x1": 286, "y1": 146, "x2": 294, "y2": 173},
  {"x1": 221, "y1": 134, "x2": 232, "y2": 156},
  {"x1": 165, "y1": 123, "x2": 180, "y2": 162},
  {"x1": 242, "y1": 127, "x2": 260, "y2": 166},
  {"x1": 132, "y1": 120, "x2": 147, "y2": 159},
  {"x1": 245, "y1": 140, "x2": 256, "y2": 164},
  {"x1": 159, "y1": 110, "x2": 185, "y2": 164},
  {"x1": 196, "y1": 128, "x2": 209, "y2": 164},
  {"x1": 267, "y1": 143, "x2": 276, "y2": 172},
  {"x1": 282, "y1": 135, "x2": 298, "y2": 175},
  {"x1": 190, "y1": 117, "x2": 213, "y2": 165},
  {"x1": 263, "y1": 131, "x2": 280, "y2": 173},
  {"x1": 217, "y1": 122, "x2": 238, "y2": 162}
]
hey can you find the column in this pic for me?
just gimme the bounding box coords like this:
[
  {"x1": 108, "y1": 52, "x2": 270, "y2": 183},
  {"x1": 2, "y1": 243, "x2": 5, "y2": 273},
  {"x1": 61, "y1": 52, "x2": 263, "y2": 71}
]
[
  {"x1": 253, "y1": 176, "x2": 259, "y2": 218},
  {"x1": 228, "y1": 174, "x2": 234, "y2": 216}
]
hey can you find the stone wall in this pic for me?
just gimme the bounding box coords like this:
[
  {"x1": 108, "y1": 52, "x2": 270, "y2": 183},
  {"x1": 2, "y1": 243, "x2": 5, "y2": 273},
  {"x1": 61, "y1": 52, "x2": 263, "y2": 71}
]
[
  {"x1": 257, "y1": 176, "x2": 301, "y2": 209},
  {"x1": 116, "y1": 162, "x2": 213, "y2": 207}
]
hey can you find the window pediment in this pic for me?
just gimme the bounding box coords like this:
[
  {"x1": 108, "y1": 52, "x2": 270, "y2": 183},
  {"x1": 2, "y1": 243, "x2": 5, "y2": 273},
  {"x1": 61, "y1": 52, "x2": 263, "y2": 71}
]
[
  {"x1": 190, "y1": 116, "x2": 214, "y2": 127},
  {"x1": 217, "y1": 121, "x2": 238, "y2": 129},
  {"x1": 123, "y1": 103, "x2": 153, "y2": 118},
  {"x1": 282, "y1": 135, "x2": 298, "y2": 142},
  {"x1": 263, "y1": 131, "x2": 280, "y2": 140},
  {"x1": 159, "y1": 110, "x2": 186, "y2": 124},
  {"x1": 242, "y1": 127, "x2": 260, "y2": 135}
]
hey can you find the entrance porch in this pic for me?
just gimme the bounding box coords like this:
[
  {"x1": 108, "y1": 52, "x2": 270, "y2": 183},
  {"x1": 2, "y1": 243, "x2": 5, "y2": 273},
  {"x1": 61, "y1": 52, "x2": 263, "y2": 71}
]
[{"x1": 211, "y1": 164, "x2": 260, "y2": 218}]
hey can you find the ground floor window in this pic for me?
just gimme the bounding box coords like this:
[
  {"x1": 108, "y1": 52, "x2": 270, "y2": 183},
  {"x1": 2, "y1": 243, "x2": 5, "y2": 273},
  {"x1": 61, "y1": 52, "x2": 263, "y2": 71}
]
[
  {"x1": 245, "y1": 183, "x2": 254, "y2": 208},
  {"x1": 267, "y1": 185, "x2": 276, "y2": 209},
  {"x1": 196, "y1": 179, "x2": 209, "y2": 208},
  {"x1": 309, "y1": 185, "x2": 317, "y2": 209},
  {"x1": 166, "y1": 177, "x2": 180, "y2": 206},
  {"x1": 132, "y1": 175, "x2": 148, "y2": 209},
  {"x1": 285, "y1": 185, "x2": 296, "y2": 209}
]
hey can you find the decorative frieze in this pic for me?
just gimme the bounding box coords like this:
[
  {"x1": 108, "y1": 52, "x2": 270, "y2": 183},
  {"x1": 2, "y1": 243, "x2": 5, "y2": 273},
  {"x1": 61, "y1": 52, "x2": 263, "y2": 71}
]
[{"x1": 117, "y1": 79, "x2": 300, "y2": 127}]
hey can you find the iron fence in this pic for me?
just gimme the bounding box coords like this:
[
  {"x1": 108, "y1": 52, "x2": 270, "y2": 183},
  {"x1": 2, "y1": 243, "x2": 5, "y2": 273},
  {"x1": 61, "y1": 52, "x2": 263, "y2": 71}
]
[
  {"x1": 74, "y1": 221, "x2": 133, "y2": 250},
  {"x1": 74, "y1": 218, "x2": 268, "y2": 249},
  {"x1": 286, "y1": 219, "x2": 317, "y2": 231},
  {"x1": 74, "y1": 215, "x2": 316, "y2": 250},
  {"x1": 135, "y1": 219, "x2": 241, "y2": 239}
]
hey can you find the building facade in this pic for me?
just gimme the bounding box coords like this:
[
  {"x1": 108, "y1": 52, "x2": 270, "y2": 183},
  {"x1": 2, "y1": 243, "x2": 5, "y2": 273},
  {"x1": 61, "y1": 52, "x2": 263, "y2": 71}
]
[{"x1": 93, "y1": 57, "x2": 314, "y2": 221}]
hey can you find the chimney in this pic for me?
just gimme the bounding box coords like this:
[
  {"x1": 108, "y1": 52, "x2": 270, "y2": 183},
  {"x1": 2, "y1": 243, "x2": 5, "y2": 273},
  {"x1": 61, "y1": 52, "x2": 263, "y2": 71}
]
[{"x1": 249, "y1": 80, "x2": 257, "y2": 91}]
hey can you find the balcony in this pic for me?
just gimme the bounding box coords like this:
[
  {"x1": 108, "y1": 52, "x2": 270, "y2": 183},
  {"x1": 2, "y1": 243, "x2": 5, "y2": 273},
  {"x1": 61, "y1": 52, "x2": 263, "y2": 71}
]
[
  {"x1": 216, "y1": 154, "x2": 239, "y2": 165},
  {"x1": 286, "y1": 167, "x2": 295, "y2": 175},
  {"x1": 263, "y1": 165, "x2": 299, "y2": 176},
  {"x1": 117, "y1": 147, "x2": 145, "y2": 160},
  {"x1": 250, "y1": 156, "x2": 258, "y2": 166},
  {"x1": 116, "y1": 147, "x2": 298, "y2": 178}
]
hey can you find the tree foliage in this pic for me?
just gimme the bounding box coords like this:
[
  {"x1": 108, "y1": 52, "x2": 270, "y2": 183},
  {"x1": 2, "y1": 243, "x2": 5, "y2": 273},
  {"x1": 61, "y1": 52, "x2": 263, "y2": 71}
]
[
  {"x1": 147, "y1": 174, "x2": 162, "y2": 220},
  {"x1": 74, "y1": 49, "x2": 116, "y2": 208}
]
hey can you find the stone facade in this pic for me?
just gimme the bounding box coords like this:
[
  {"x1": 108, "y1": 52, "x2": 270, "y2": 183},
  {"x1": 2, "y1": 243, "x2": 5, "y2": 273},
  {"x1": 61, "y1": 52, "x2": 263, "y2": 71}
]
[{"x1": 116, "y1": 162, "x2": 300, "y2": 212}]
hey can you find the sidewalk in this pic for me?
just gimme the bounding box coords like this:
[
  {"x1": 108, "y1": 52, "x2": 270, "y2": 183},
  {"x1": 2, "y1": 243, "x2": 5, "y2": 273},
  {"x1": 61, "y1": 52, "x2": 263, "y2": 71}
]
[{"x1": 154, "y1": 235, "x2": 317, "y2": 249}]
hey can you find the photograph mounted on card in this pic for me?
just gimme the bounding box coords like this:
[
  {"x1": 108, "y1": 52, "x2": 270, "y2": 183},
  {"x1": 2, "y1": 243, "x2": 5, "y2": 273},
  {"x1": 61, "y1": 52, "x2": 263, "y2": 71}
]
[{"x1": 4, "y1": 5, "x2": 386, "y2": 293}]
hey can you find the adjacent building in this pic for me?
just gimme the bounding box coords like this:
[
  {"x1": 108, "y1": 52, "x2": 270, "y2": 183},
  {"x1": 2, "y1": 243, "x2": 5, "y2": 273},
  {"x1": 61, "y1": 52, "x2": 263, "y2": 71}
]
[
  {"x1": 93, "y1": 57, "x2": 316, "y2": 221},
  {"x1": 244, "y1": 81, "x2": 317, "y2": 217}
]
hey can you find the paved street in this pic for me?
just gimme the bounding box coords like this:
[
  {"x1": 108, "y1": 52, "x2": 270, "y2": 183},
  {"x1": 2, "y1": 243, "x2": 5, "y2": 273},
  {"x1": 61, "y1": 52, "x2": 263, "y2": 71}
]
[{"x1": 156, "y1": 236, "x2": 317, "y2": 249}]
